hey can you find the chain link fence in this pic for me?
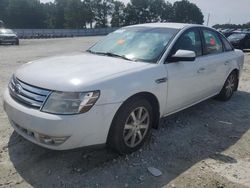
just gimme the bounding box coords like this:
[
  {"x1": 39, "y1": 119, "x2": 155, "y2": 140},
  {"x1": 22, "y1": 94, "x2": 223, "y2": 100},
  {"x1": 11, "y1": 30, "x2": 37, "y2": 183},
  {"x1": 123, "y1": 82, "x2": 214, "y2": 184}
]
[{"x1": 13, "y1": 28, "x2": 119, "y2": 39}]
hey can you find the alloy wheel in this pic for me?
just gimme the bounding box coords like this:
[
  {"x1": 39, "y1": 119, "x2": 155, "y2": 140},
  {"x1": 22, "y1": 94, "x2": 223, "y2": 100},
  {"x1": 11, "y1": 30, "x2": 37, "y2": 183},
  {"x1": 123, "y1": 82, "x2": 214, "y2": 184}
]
[
  {"x1": 225, "y1": 74, "x2": 235, "y2": 97},
  {"x1": 123, "y1": 107, "x2": 150, "y2": 148}
]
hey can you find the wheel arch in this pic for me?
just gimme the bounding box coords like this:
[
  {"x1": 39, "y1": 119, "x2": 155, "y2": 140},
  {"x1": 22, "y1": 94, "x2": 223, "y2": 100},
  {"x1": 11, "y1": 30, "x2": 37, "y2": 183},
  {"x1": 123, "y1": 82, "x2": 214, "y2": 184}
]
[
  {"x1": 106, "y1": 92, "x2": 160, "y2": 144},
  {"x1": 231, "y1": 68, "x2": 240, "y2": 91},
  {"x1": 129, "y1": 92, "x2": 160, "y2": 129}
]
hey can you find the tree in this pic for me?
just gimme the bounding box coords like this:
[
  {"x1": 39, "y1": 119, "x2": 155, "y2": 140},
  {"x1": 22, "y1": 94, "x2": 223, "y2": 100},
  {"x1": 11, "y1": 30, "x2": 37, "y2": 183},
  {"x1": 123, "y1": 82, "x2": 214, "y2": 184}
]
[
  {"x1": 148, "y1": 0, "x2": 173, "y2": 22},
  {"x1": 64, "y1": 0, "x2": 86, "y2": 28},
  {"x1": 42, "y1": 2, "x2": 56, "y2": 29},
  {"x1": 111, "y1": 1, "x2": 125, "y2": 27},
  {"x1": 92, "y1": 0, "x2": 114, "y2": 28},
  {"x1": 160, "y1": 1, "x2": 174, "y2": 22},
  {"x1": 5, "y1": 0, "x2": 45, "y2": 28},
  {"x1": 213, "y1": 22, "x2": 250, "y2": 29},
  {"x1": 54, "y1": 0, "x2": 67, "y2": 28},
  {"x1": 84, "y1": 0, "x2": 95, "y2": 28},
  {"x1": 124, "y1": 0, "x2": 175, "y2": 25},
  {"x1": 0, "y1": 0, "x2": 9, "y2": 24},
  {"x1": 0, "y1": 0, "x2": 205, "y2": 29},
  {"x1": 172, "y1": 0, "x2": 204, "y2": 24},
  {"x1": 124, "y1": 0, "x2": 151, "y2": 25}
]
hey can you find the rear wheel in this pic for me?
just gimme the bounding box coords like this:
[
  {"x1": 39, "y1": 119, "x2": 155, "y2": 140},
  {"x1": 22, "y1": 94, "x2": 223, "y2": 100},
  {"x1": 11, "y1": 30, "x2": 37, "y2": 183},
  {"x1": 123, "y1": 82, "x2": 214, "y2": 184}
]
[
  {"x1": 107, "y1": 98, "x2": 153, "y2": 154},
  {"x1": 217, "y1": 71, "x2": 238, "y2": 101}
]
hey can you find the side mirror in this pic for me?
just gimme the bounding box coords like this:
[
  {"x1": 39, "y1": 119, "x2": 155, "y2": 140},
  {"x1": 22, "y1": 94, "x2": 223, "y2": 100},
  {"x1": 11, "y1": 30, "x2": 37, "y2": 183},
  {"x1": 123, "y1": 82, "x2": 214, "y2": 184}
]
[{"x1": 169, "y1": 50, "x2": 196, "y2": 62}]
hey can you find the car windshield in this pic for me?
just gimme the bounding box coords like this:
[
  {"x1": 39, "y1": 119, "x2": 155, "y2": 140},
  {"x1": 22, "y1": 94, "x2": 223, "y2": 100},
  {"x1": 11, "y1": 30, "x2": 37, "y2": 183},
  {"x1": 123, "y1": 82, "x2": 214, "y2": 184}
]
[
  {"x1": 228, "y1": 33, "x2": 246, "y2": 40},
  {"x1": 88, "y1": 27, "x2": 179, "y2": 63},
  {"x1": 0, "y1": 29, "x2": 14, "y2": 34}
]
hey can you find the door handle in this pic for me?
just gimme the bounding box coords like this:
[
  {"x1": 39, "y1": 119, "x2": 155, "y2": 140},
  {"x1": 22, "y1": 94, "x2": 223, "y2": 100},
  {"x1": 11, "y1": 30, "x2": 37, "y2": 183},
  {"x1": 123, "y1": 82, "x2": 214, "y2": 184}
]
[
  {"x1": 224, "y1": 61, "x2": 230, "y2": 65},
  {"x1": 197, "y1": 67, "x2": 206, "y2": 73}
]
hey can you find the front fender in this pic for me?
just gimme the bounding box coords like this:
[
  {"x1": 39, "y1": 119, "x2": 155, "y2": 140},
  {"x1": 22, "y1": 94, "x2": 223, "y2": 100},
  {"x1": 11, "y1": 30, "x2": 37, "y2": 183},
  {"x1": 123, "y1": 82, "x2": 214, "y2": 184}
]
[{"x1": 85, "y1": 64, "x2": 168, "y2": 116}]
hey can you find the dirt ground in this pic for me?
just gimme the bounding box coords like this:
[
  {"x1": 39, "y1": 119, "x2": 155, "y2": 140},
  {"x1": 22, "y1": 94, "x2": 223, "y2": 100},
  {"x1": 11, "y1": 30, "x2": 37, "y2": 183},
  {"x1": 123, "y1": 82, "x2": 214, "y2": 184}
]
[{"x1": 0, "y1": 38, "x2": 250, "y2": 188}]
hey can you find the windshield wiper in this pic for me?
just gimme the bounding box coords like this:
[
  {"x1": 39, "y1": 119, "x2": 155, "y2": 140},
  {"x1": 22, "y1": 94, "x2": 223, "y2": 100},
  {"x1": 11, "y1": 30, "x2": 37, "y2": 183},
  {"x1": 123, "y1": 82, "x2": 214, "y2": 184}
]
[
  {"x1": 105, "y1": 52, "x2": 134, "y2": 61},
  {"x1": 87, "y1": 50, "x2": 134, "y2": 61}
]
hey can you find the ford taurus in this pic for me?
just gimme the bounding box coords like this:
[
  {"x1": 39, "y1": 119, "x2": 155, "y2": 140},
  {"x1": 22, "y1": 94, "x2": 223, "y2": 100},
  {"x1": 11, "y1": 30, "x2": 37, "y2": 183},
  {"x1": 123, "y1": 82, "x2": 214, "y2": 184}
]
[{"x1": 3, "y1": 23, "x2": 244, "y2": 154}]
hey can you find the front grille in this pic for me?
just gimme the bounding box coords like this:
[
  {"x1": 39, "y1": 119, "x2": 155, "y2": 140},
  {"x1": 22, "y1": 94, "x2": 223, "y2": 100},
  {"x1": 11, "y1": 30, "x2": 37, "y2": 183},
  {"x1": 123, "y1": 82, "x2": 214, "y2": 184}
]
[
  {"x1": 9, "y1": 76, "x2": 51, "y2": 109},
  {"x1": 1, "y1": 36, "x2": 15, "y2": 40},
  {"x1": 5, "y1": 36, "x2": 15, "y2": 39}
]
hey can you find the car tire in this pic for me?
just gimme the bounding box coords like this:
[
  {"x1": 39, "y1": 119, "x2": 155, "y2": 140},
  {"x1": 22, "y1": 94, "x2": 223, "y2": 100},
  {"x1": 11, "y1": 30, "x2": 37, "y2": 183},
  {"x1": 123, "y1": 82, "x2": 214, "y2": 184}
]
[
  {"x1": 15, "y1": 39, "x2": 19, "y2": 45},
  {"x1": 216, "y1": 71, "x2": 238, "y2": 101},
  {"x1": 107, "y1": 97, "x2": 153, "y2": 154}
]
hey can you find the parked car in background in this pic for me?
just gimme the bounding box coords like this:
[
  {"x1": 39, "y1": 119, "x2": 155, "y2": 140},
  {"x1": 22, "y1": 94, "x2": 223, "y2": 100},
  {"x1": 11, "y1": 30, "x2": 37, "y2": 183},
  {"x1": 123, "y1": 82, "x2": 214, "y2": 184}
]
[
  {"x1": 228, "y1": 32, "x2": 250, "y2": 50},
  {"x1": 0, "y1": 20, "x2": 5, "y2": 28},
  {"x1": 3, "y1": 23, "x2": 244, "y2": 154},
  {"x1": 0, "y1": 28, "x2": 19, "y2": 45}
]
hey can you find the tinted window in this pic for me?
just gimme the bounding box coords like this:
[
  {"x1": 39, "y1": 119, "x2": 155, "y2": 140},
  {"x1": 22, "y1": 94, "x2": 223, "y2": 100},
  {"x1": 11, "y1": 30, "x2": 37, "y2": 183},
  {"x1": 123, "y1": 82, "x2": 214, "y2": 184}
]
[
  {"x1": 202, "y1": 29, "x2": 223, "y2": 55},
  {"x1": 171, "y1": 29, "x2": 202, "y2": 57},
  {"x1": 228, "y1": 33, "x2": 246, "y2": 41}
]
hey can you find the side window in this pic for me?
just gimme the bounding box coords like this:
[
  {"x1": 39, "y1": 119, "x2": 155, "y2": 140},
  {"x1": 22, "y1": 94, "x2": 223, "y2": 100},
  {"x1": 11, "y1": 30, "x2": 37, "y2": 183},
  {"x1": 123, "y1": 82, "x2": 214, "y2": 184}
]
[
  {"x1": 221, "y1": 36, "x2": 233, "y2": 51},
  {"x1": 202, "y1": 29, "x2": 223, "y2": 55},
  {"x1": 171, "y1": 29, "x2": 202, "y2": 57}
]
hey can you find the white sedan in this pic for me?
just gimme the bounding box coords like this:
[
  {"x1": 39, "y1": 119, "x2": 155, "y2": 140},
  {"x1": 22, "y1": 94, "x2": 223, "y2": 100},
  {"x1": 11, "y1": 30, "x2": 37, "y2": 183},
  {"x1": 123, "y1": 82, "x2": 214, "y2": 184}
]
[{"x1": 3, "y1": 23, "x2": 244, "y2": 154}]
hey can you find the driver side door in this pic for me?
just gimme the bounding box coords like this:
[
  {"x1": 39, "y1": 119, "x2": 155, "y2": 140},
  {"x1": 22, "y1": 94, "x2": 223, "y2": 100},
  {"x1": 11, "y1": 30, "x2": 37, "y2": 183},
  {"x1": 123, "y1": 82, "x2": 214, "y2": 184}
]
[{"x1": 164, "y1": 28, "x2": 206, "y2": 114}]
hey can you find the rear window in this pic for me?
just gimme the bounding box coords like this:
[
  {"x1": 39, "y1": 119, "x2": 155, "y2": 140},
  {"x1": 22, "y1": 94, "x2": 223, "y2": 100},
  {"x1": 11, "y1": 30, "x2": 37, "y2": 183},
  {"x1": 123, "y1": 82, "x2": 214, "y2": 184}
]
[
  {"x1": 202, "y1": 29, "x2": 223, "y2": 55},
  {"x1": 228, "y1": 33, "x2": 246, "y2": 41}
]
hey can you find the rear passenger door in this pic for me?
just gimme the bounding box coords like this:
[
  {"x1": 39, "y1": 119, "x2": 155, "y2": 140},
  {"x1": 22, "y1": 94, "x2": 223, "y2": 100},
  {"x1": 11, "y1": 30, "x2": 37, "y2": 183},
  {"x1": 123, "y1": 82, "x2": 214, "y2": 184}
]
[{"x1": 199, "y1": 28, "x2": 228, "y2": 95}]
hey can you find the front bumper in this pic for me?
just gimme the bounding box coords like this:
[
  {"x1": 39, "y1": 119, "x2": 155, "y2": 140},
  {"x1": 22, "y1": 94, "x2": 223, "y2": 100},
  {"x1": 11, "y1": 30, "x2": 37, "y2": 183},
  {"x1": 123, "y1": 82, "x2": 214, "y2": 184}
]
[
  {"x1": 0, "y1": 37, "x2": 18, "y2": 43},
  {"x1": 3, "y1": 89, "x2": 121, "y2": 150}
]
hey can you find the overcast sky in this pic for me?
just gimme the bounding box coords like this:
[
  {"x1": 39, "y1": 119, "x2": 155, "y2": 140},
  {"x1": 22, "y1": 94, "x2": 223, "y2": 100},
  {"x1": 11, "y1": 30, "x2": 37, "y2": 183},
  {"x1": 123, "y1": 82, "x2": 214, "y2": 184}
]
[{"x1": 40, "y1": 0, "x2": 250, "y2": 26}]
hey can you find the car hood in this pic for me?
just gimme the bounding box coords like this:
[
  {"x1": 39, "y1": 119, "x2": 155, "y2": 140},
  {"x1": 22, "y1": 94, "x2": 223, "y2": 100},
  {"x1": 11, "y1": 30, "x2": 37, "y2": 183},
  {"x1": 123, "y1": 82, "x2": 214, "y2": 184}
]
[{"x1": 15, "y1": 53, "x2": 149, "y2": 91}]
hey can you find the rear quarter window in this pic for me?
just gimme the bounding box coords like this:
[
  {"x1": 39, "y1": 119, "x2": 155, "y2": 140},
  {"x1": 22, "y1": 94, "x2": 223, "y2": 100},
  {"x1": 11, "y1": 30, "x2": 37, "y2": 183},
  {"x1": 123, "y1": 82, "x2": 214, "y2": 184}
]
[{"x1": 221, "y1": 35, "x2": 234, "y2": 51}]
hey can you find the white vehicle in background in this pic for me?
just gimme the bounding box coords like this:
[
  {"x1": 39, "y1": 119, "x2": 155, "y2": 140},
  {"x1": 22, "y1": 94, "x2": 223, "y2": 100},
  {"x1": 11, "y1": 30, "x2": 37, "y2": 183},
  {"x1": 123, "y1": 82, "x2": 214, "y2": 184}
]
[
  {"x1": 3, "y1": 23, "x2": 244, "y2": 154},
  {"x1": 0, "y1": 28, "x2": 19, "y2": 45}
]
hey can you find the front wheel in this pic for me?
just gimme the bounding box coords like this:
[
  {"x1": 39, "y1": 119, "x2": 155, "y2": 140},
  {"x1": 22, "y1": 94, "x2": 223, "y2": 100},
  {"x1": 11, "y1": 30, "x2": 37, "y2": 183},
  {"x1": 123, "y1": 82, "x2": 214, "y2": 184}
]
[
  {"x1": 15, "y1": 39, "x2": 19, "y2": 45},
  {"x1": 107, "y1": 98, "x2": 153, "y2": 154},
  {"x1": 216, "y1": 71, "x2": 238, "y2": 101}
]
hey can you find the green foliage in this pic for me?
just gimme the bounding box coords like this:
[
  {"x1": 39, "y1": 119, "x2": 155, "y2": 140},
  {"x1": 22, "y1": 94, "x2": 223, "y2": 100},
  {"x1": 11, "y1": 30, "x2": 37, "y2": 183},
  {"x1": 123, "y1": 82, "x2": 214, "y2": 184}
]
[
  {"x1": 172, "y1": 0, "x2": 204, "y2": 24},
  {"x1": 64, "y1": 0, "x2": 85, "y2": 28},
  {"x1": 92, "y1": 0, "x2": 114, "y2": 28},
  {"x1": 2, "y1": 0, "x2": 45, "y2": 28},
  {"x1": 0, "y1": 0, "x2": 205, "y2": 29},
  {"x1": 111, "y1": 1, "x2": 125, "y2": 27},
  {"x1": 124, "y1": 0, "x2": 174, "y2": 25},
  {"x1": 213, "y1": 22, "x2": 250, "y2": 29}
]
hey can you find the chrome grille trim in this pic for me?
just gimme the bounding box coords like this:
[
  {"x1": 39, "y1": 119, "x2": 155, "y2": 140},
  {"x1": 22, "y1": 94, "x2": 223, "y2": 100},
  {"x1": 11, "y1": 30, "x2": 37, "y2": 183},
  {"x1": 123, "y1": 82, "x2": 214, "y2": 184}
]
[{"x1": 9, "y1": 76, "x2": 51, "y2": 109}]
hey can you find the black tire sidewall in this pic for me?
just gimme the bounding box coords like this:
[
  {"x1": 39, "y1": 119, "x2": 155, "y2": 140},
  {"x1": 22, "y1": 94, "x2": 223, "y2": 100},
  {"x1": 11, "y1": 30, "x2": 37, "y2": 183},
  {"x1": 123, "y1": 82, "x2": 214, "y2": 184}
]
[
  {"x1": 108, "y1": 98, "x2": 153, "y2": 154},
  {"x1": 218, "y1": 72, "x2": 237, "y2": 101}
]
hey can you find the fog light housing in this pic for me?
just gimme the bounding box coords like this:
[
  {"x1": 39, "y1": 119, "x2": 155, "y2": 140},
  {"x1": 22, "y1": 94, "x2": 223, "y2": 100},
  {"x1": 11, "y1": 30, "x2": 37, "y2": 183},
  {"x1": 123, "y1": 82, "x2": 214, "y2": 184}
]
[{"x1": 36, "y1": 134, "x2": 69, "y2": 145}]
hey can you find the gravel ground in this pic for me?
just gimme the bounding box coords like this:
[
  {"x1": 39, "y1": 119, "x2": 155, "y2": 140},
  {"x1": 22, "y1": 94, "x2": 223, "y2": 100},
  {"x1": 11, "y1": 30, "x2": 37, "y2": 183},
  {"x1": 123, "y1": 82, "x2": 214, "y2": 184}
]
[{"x1": 0, "y1": 38, "x2": 250, "y2": 188}]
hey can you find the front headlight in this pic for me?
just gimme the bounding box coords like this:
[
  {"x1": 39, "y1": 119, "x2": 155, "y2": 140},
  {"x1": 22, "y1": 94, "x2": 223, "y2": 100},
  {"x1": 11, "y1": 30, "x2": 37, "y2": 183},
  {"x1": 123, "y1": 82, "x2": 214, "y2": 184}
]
[{"x1": 42, "y1": 91, "x2": 100, "y2": 115}]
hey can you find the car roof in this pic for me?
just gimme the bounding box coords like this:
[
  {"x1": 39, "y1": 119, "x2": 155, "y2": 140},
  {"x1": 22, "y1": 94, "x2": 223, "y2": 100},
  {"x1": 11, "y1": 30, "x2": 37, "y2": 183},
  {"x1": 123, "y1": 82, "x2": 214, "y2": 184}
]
[{"x1": 124, "y1": 22, "x2": 202, "y2": 30}]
